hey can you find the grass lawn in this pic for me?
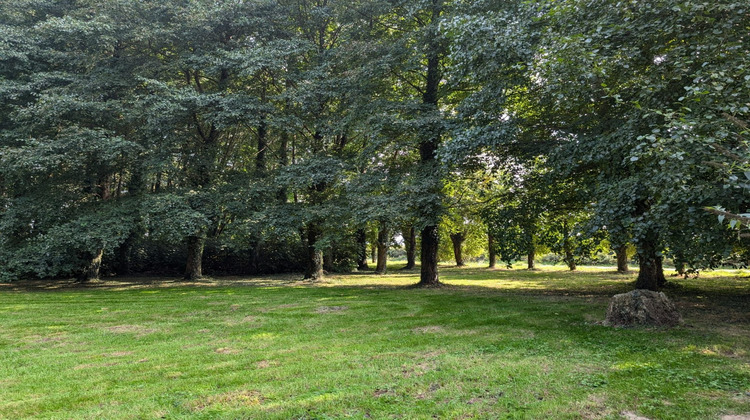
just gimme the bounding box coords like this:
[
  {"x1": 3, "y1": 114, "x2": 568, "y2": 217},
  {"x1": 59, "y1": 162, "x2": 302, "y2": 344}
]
[{"x1": 1, "y1": 264, "x2": 749, "y2": 419}]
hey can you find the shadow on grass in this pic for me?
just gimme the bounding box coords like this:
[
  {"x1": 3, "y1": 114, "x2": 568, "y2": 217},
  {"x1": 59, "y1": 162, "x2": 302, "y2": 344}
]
[
  {"x1": 3, "y1": 266, "x2": 748, "y2": 323},
  {"x1": 2, "y1": 264, "x2": 747, "y2": 295}
]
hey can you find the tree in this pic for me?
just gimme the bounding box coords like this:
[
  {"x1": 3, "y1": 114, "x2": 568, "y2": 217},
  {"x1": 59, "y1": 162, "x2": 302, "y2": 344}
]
[
  {"x1": 0, "y1": 0, "x2": 148, "y2": 281},
  {"x1": 535, "y1": 0, "x2": 749, "y2": 289},
  {"x1": 439, "y1": 171, "x2": 494, "y2": 267},
  {"x1": 485, "y1": 177, "x2": 543, "y2": 270}
]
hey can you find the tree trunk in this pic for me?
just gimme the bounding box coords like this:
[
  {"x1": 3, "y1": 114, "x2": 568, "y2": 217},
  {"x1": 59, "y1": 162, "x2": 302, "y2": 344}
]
[
  {"x1": 675, "y1": 260, "x2": 686, "y2": 277},
  {"x1": 632, "y1": 197, "x2": 664, "y2": 289},
  {"x1": 636, "y1": 258, "x2": 660, "y2": 291},
  {"x1": 371, "y1": 244, "x2": 376, "y2": 263},
  {"x1": 376, "y1": 221, "x2": 389, "y2": 274},
  {"x1": 77, "y1": 248, "x2": 104, "y2": 282},
  {"x1": 656, "y1": 256, "x2": 666, "y2": 287},
  {"x1": 488, "y1": 231, "x2": 497, "y2": 268},
  {"x1": 562, "y1": 220, "x2": 576, "y2": 270},
  {"x1": 615, "y1": 244, "x2": 629, "y2": 273},
  {"x1": 565, "y1": 251, "x2": 576, "y2": 270},
  {"x1": 356, "y1": 228, "x2": 369, "y2": 270},
  {"x1": 304, "y1": 224, "x2": 324, "y2": 280},
  {"x1": 403, "y1": 225, "x2": 416, "y2": 269},
  {"x1": 635, "y1": 239, "x2": 664, "y2": 291},
  {"x1": 673, "y1": 250, "x2": 686, "y2": 278},
  {"x1": 563, "y1": 239, "x2": 576, "y2": 271},
  {"x1": 418, "y1": 225, "x2": 440, "y2": 286},
  {"x1": 184, "y1": 235, "x2": 204, "y2": 280},
  {"x1": 450, "y1": 231, "x2": 466, "y2": 267},
  {"x1": 79, "y1": 175, "x2": 111, "y2": 282},
  {"x1": 416, "y1": 1, "x2": 443, "y2": 287},
  {"x1": 527, "y1": 246, "x2": 536, "y2": 270},
  {"x1": 154, "y1": 171, "x2": 162, "y2": 193}
]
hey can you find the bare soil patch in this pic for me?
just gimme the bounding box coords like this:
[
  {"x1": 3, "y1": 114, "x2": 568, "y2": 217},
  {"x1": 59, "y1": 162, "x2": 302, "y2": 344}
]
[
  {"x1": 103, "y1": 325, "x2": 157, "y2": 336},
  {"x1": 255, "y1": 360, "x2": 279, "y2": 369},
  {"x1": 215, "y1": 347, "x2": 241, "y2": 354},
  {"x1": 24, "y1": 333, "x2": 69, "y2": 347},
  {"x1": 412, "y1": 325, "x2": 445, "y2": 334},
  {"x1": 401, "y1": 361, "x2": 436, "y2": 378},
  {"x1": 373, "y1": 388, "x2": 392, "y2": 397},
  {"x1": 190, "y1": 390, "x2": 264, "y2": 411}
]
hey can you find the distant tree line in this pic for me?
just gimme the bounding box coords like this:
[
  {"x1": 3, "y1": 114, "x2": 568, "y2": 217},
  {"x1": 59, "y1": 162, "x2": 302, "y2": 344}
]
[{"x1": 0, "y1": 0, "x2": 747, "y2": 289}]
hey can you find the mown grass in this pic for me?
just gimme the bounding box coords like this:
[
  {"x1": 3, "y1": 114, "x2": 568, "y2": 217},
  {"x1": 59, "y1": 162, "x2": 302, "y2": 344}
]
[{"x1": 1, "y1": 264, "x2": 749, "y2": 419}]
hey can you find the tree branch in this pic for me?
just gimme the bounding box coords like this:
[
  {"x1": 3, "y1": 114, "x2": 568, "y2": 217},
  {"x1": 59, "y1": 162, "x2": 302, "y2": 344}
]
[{"x1": 705, "y1": 207, "x2": 750, "y2": 224}]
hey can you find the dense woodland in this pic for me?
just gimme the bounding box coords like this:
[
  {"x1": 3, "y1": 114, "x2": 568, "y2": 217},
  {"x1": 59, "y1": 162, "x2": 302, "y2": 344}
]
[{"x1": 0, "y1": 0, "x2": 748, "y2": 289}]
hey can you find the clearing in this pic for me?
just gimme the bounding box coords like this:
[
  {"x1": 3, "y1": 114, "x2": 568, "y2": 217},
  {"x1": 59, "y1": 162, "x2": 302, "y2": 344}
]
[{"x1": 1, "y1": 265, "x2": 749, "y2": 419}]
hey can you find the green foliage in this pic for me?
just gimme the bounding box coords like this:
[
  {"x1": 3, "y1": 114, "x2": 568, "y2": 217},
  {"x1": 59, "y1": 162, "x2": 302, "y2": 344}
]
[
  {"x1": 533, "y1": 0, "x2": 750, "y2": 272},
  {"x1": 539, "y1": 212, "x2": 607, "y2": 269},
  {"x1": 1, "y1": 0, "x2": 748, "y2": 280}
]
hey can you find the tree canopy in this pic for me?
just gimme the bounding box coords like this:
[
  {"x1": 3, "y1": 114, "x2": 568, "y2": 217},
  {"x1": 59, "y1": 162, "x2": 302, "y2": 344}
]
[{"x1": 0, "y1": 0, "x2": 747, "y2": 287}]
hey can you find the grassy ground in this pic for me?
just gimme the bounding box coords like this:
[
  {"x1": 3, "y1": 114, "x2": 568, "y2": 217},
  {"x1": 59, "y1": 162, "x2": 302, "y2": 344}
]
[{"x1": 1, "y1": 264, "x2": 749, "y2": 419}]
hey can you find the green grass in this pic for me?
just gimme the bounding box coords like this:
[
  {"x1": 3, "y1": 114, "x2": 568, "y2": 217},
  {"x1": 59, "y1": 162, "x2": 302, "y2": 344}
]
[{"x1": 1, "y1": 264, "x2": 749, "y2": 419}]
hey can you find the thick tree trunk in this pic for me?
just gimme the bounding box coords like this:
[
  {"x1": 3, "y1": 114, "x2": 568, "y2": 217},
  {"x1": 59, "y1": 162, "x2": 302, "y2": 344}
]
[
  {"x1": 304, "y1": 225, "x2": 324, "y2": 280},
  {"x1": 416, "y1": 1, "x2": 443, "y2": 287},
  {"x1": 182, "y1": 69, "x2": 225, "y2": 282},
  {"x1": 565, "y1": 252, "x2": 576, "y2": 271},
  {"x1": 527, "y1": 246, "x2": 536, "y2": 270},
  {"x1": 356, "y1": 228, "x2": 369, "y2": 270},
  {"x1": 656, "y1": 256, "x2": 667, "y2": 287},
  {"x1": 635, "y1": 239, "x2": 664, "y2": 291},
  {"x1": 563, "y1": 240, "x2": 576, "y2": 271},
  {"x1": 450, "y1": 231, "x2": 466, "y2": 267},
  {"x1": 77, "y1": 248, "x2": 104, "y2": 282},
  {"x1": 418, "y1": 225, "x2": 440, "y2": 286},
  {"x1": 376, "y1": 221, "x2": 389, "y2": 274},
  {"x1": 616, "y1": 244, "x2": 629, "y2": 273},
  {"x1": 488, "y1": 231, "x2": 497, "y2": 268},
  {"x1": 632, "y1": 197, "x2": 664, "y2": 289},
  {"x1": 636, "y1": 258, "x2": 660, "y2": 291},
  {"x1": 184, "y1": 236, "x2": 204, "y2": 280},
  {"x1": 403, "y1": 225, "x2": 416, "y2": 269},
  {"x1": 675, "y1": 260, "x2": 686, "y2": 277}
]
